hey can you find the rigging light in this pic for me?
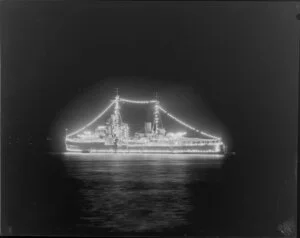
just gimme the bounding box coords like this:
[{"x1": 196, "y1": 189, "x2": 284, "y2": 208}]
[
  {"x1": 158, "y1": 106, "x2": 221, "y2": 140},
  {"x1": 200, "y1": 132, "x2": 221, "y2": 140},
  {"x1": 120, "y1": 98, "x2": 157, "y2": 104}
]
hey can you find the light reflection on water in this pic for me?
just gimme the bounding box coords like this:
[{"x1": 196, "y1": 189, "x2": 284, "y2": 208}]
[{"x1": 62, "y1": 153, "x2": 224, "y2": 232}]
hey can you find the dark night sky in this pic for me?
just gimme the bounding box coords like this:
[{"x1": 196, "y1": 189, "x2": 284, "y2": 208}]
[{"x1": 1, "y1": 2, "x2": 298, "y2": 158}]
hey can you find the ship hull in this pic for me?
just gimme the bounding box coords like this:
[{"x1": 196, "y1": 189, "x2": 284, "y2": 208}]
[{"x1": 66, "y1": 141, "x2": 224, "y2": 154}]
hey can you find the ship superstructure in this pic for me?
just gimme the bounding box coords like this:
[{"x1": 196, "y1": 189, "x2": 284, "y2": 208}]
[{"x1": 65, "y1": 93, "x2": 226, "y2": 154}]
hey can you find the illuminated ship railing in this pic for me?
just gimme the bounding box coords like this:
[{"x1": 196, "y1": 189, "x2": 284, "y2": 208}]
[
  {"x1": 124, "y1": 143, "x2": 221, "y2": 147},
  {"x1": 66, "y1": 147, "x2": 221, "y2": 154},
  {"x1": 66, "y1": 138, "x2": 105, "y2": 143},
  {"x1": 66, "y1": 138, "x2": 222, "y2": 147}
]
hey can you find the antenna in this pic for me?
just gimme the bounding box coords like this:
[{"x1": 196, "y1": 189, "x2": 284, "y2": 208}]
[
  {"x1": 114, "y1": 88, "x2": 119, "y2": 97},
  {"x1": 154, "y1": 91, "x2": 159, "y2": 102}
]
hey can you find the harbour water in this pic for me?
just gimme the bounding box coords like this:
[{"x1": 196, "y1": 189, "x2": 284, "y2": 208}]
[
  {"x1": 6, "y1": 147, "x2": 294, "y2": 236},
  {"x1": 5, "y1": 150, "x2": 227, "y2": 235},
  {"x1": 62, "y1": 153, "x2": 224, "y2": 233}
]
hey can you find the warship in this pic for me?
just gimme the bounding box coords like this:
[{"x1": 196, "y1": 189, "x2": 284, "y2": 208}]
[{"x1": 65, "y1": 92, "x2": 226, "y2": 154}]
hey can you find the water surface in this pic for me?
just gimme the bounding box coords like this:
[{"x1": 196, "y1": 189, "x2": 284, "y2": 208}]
[
  {"x1": 6, "y1": 150, "x2": 226, "y2": 235},
  {"x1": 61, "y1": 153, "x2": 224, "y2": 233}
]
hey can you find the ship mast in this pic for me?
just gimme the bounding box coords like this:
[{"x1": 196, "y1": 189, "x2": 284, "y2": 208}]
[
  {"x1": 113, "y1": 88, "x2": 121, "y2": 138},
  {"x1": 153, "y1": 92, "x2": 160, "y2": 134}
]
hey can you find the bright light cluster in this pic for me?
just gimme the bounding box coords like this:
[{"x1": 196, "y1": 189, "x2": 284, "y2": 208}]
[
  {"x1": 76, "y1": 131, "x2": 97, "y2": 140},
  {"x1": 121, "y1": 123, "x2": 129, "y2": 139},
  {"x1": 66, "y1": 100, "x2": 116, "y2": 138},
  {"x1": 154, "y1": 101, "x2": 160, "y2": 133},
  {"x1": 167, "y1": 132, "x2": 187, "y2": 138},
  {"x1": 114, "y1": 96, "x2": 120, "y2": 134},
  {"x1": 114, "y1": 97, "x2": 120, "y2": 115}
]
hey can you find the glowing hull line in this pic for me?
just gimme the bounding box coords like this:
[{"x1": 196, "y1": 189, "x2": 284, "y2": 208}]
[
  {"x1": 64, "y1": 151, "x2": 225, "y2": 159},
  {"x1": 66, "y1": 147, "x2": 223, "y2": 154},
  {"x1": 158, "y1": 106, "x2": 221, "y2": 140},
  {"x1": 65, "y1": 137, "x2": 220, "y2": 143},
  {"x1": 65, "y1": 139, "x2": 222, "y2": 146},
  {"x1": 66, "y1": 100, "x2": 115, "y2": 138}
]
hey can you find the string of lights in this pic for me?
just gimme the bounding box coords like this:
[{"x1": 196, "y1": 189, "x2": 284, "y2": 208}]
[
  {"x1": 200, "y1": 132, "x2": 220, "y2": 140},
  {"x1": 66, "y1": 147, "x2": 221, "y2": 154},
  {"x1": 158, "y1": 106, "x2": 200, "y2": 132},
  {"x1": 154, "y1": 101, "x2": 160, "y2": 133},
  {"x1": 119, "y1": 98, "x2": 157, "y2": 104},
  {"x1": 158, "y1": 106, "x2": 220, "y2": 140},
  {"x1": 66, "y1": 100, "x2": 116, "y2": 138},
  {"x1": 113, "y1": 96, "x2": 120, "y2": 136}
]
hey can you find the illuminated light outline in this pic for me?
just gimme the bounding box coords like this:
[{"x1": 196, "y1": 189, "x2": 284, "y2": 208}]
[
  {"x1": 113, "y1": 95, "x2": 121, "y2": 136},
  {"x1": 158, "y1": 106, "x2": 221, "y2": 140},
  {"x1": 66, "y1": 137, "x2": 220, "y2": 146},
  {"x1": 120, "y1": 98, "x2": 157, "y2": 104},
  {"x1": 200, "y1": 131, "x2": 221, "y2": 140},
  {"x1": 64, "y1": 151, "x2": 225, "y2": 158},
  {"x1": 65, "y1": 138, "x2": 106, "y2": 143},
  {"x1": 66, "y1": 144, "x2": 221, "y2": 153},
  {"x1": 66, "y1": 100, "x2": 116, "y2": 138},
  {"x1": 66, "y1": 147, "x2": 221, "y2": 154},
  {"x1": 66, "y1": 148, "x2": 83, "y2": 152},
  {"x1": 153, "y1": 101, "x2": 160, "y2": 133},
  {"x1": 65, "y1": 95, "x2": 225, "y2": 154},
  {"x1": 158, "y1": 105, "x2": 200, "y2": 131},
  {"x1": 66, "y1": 136, "x2": 219, "y2": 144}
]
